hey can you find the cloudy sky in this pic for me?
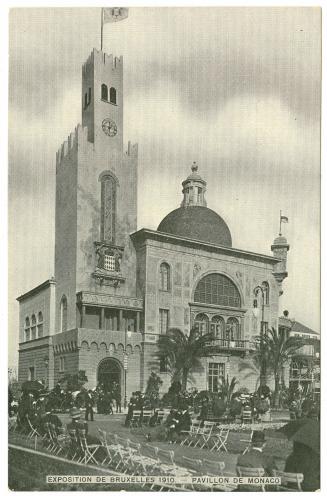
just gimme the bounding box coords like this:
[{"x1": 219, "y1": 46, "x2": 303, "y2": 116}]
[{"x1": 8, "y1": 7, "x2": 321, "y2": 366}]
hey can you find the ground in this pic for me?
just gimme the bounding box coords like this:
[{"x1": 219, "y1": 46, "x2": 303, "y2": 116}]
[{"x1": 9, "y1": 412, "x2": 293, "y2": 491}]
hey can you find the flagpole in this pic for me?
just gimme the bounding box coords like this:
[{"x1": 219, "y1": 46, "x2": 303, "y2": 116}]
[
  {"x1": 101, "y1": 8, "x2": 103, "y2": 51},
  {"x1": 279, "y1": 210, "x2": 282, "y2": 236}
]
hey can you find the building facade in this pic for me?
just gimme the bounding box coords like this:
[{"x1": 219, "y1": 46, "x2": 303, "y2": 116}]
[{"x1": 17, "y1": 46, "x2": 290, "y2": 400}]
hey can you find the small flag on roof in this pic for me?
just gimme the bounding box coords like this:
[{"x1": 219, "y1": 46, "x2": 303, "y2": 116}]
[{"x1": 102, "y1": 7, "x2": 129, "y2": 24}]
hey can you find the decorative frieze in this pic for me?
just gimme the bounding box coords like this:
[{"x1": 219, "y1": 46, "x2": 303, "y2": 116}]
[{"x1": 76, "y1": 291, "x2": 143, "y2": 310}]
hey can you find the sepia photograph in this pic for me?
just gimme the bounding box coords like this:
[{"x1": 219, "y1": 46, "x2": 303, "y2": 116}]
[{"x1": 7, "y1": 5, "x2": 321, "y2": 492}]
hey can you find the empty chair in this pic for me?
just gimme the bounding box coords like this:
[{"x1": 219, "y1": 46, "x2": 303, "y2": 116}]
[
  {"x1": 203, "y1": 458, "x2": 225, "y2": 476},
  {"x1": 272, "y1": 470, "x2": 304, "y2": 491},
  {"x1": 240, "y1": 430, "x2": 254, "y2": 454},
  {"x1": 156, "y1": 410, "x2": 165, "y2": 424},
  {"x1": 157, "y1": 447, "x2": 177, "y2": 476},
  {"x1": 197, "y1": 421, "x2": 215, "y2": 449},
  {"x1": 181, "y1": 419, "x2": 201, "y2": 446},
  {"x1": 242, "y1": 409, "x2": 252, "y2": 425},
  {"x1": 78, "y1": 429, "x2": 100, "y2": 465},
  {"x1": 210, "y1": 428, "x2": 230, "y2": 452}
]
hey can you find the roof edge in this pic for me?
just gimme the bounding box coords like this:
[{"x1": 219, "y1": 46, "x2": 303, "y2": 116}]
[
  {"x1": 131, "y1": 228, "x2": 280, "y2": 264},
  {"x1": 17, "y1": 278, "x2": 56, "y2": 302}
]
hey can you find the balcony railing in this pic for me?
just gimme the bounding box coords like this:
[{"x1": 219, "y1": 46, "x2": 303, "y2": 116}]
[{"x1": 203, "y1": 338, "x2": 255, "y2": 351}]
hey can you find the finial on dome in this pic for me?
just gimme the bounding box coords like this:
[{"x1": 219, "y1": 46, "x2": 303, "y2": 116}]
[{"x1": 191, "y1": 161, "x2": 198, "y2": 173}]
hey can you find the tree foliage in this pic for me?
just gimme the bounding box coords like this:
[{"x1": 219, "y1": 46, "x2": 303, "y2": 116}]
[{"x1": 157, "y1": 327, "x2": 213, "y2": 390}]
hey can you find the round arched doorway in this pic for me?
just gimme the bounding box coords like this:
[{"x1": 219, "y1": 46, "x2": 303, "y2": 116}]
[{"x1": 97, "y1": 358, "x2": 122, "y2": 393}]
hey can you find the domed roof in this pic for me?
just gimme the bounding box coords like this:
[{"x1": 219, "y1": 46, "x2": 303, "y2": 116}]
[
  {"x1": 273, "y1": 234, "x2": 288, "y2": 245},
  {"x1": 157, "y1": 206, "x2": 232, "y2": 247}
]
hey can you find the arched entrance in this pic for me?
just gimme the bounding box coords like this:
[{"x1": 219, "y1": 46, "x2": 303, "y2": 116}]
[{"x1": 97, "y1": 358, "x2": 122, "y2": 393}]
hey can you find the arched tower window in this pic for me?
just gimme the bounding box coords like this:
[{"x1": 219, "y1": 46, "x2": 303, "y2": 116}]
[
  {"x1": 262, "y1": 281, "x2": 270, "y2": 305},
  {"x1": 194, "y1": 273, "x2": 241, "y2": 308},
  {"x1": 38, "y1": 311, "x2": 44, "y2": 338},
  {"x1": 110, "y1": 87, "x2": 117, "y2": 104},
  {"x1": 60, "y1": 295, "x2": 68, "y2": 332},
  {"x1": 100, "y1": 173, "x2": 117, "y2": 243},
  {"x1": 101, "y1": 83, "x2": 108, "y2": 101},
  {"x1": 31, "y1": 314, "x2": 37, "y2": 340},
  {"x1": 226, "y1": 317, "x2": 240, "y2": 341},
  {"x1": 211, "y1": 316, "x2": 225, "y2": 339},
  {"x1": 25, "y1": 317, "x2": 30, "y2": 342},
  {"x1": 159, "y1": 262, "x2": 170, "y2": 291},
  {"x1": 194, "y1": 313, "x2": 209, "y2": 335}
]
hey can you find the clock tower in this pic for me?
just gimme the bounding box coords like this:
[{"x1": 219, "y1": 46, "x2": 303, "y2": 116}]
[{"x1": 54, "y1": 48, "x2": 138, "y2": 332}]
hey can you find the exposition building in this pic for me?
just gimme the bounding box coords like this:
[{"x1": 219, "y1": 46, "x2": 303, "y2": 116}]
[{"x1": 17, "y1": 45, "x2": 290, "y2": 400}]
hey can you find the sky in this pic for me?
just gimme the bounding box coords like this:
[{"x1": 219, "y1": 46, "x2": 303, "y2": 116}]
[{"x1": 8, "y1": 7, "x2": 321, "y2": 367}]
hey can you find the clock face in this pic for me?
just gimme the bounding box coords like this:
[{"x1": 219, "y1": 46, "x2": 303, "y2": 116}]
[{"x1": 102, "y1": 118, "x2": 117, "y2": 137}]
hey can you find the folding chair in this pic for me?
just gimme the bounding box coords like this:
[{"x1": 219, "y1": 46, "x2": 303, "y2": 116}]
[
  {"x1": 48, "y1": 423, "x2": 65, "y2": 455},
  {"x1": 182, "y1": 456, "x2": 204, "y2": 490},
  {"x1": 113, "y1": 434, "x2": 130, "y2": 472},
  {"x1": 43, "y1": 422, "x2": 56, "y2": 452},
  {"x1": 236, "y1": 467, "x2": 265, "y2": 491},
  {"x1": 197, "y1": 421, "x2": 215, "y2": 449},
  {"x1": 98, "y1": 428, "x2": 116, "y2": 467},
  {"x1": 272, "y1": 470, "x2": 304, "y2": 491},
  {"x1": 180, "y1": 419, "x2": 201, "y2": 446},
  {"x1": 210, "y1": 428, "x2": 229, "y2": 452},
  {"x1": 67, "y1": 429, "x2": 82, "y2": 461},
  {"x1": 157, "y1": 447, "x2": 177, "y2": 476},
  {"x1": 129, "y1": 409, "x2": 142, "y2": 429},
  {"x1": 143, "y1": 444, "x2": 162, "y2": 474},
  {"x1": 8, "y1": 417, "x2": 18, "y2": 432},
  {"x1": 156, "y1": 410, "x2": 165, "y2": 424},
  {"x1": 241, "y1": 409, "x2": 252, "y2": 425},
  {"x1": 203, "y1": 458, "x2": 225, "y2": 476},
  {"x1": 142, "y1": 410, "x2": 152, "y2": 426},
  {"x1": 27, "y1": 417, "x2": 41, "y2": 439},
  {"x1": 240, "y1": 430, "x2": 254, "y2": 454},
  {"x1": 127, "y1": 439, "x2": 151, "y2": 475},
  {"x1": 78, "y1": 429, "x2": 100, "y2": 465}
]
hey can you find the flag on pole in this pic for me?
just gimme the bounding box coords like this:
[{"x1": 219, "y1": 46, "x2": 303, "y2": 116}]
[
  {"x1": 102, "y1": 7, "x2": 129, "y2": 24},
  {"x1": 281, "y1": 215, "x2": 289, "y2": 223}
]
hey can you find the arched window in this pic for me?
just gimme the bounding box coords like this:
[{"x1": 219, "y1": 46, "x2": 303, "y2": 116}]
[
  {"x1": 31, "y1": 314, "x2": 37, "y2": 340},
  {"x1": 194, "y1": 313, "x2": 209, "y2": 335},
  {"x1": 25, "y1": 317, "x2": 30, "y2": 342},
  {"x1": 262, "y1": 281, "x2": 270, "y2": 305},
  {"x1": 226, "y1": 317, "x2": 240, "y2": 341},
  {"x1": 210, "y1": 316, "x2": 225, "y2": 339},
  {"x1": 159, "y1": 262, "x2": 170, "y2": 291},
  {"x1": 60, "y1": 295, "x2": 68, "y2": 332},
  {"x1": 101, "y1": 83, "x2": 108, "y2": 101},
  {"x1": 110, "y1": 87, "x2": 117, "y2": 104},
  {"x1": 100, "y1": 173, "x2": 117, "y2": 243},
  {"x1": 38, "y1": 311, "x2": 44, "y2": 338},
  {"x1": 194, "y1": 273, "x2": 241, "y2": 308}
]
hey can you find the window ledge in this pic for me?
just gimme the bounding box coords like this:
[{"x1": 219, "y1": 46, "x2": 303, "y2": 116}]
[{"x1": 101, "y1": 99, "x2": 117, "y2": 106}]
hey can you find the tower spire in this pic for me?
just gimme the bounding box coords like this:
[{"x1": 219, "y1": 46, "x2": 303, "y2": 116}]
[{"x1": 181, "y1": 162, "x2": 207, "y2": 207}]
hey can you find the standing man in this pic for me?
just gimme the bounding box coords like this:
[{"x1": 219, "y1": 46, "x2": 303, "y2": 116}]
[{"x1": 85, "y1": 390, "x2": 95, "y2": 421}]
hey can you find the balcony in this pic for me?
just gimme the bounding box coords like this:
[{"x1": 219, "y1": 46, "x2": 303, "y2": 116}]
[{"x1": 203, "y1": 338, "x2": 255, "y2": 353}]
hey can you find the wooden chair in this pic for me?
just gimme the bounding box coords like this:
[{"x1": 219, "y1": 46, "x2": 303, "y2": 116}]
[
  {"x1": 143, "y1": 444, "x2": 161, "y2": 474},
  {"x1": 182, "y1": 456, "x2": 204, "y2": 490},
  {"x1": 129, "y1": 409, "x2": 142, "y2": 429},
  {"x1": 142, "y1": 410, "x2": 152, "y2": 425},
  {"x1": 242, "y1": 409, "x2": 252, "y2": 425},
  {"x1": 272, "y1": 470, "x2": 304, "y2": 491},
  {"x1": 26, "y1": 417, "x2": 41, "y2": 439},
  {"x1": 203, "y1": 458, "x2": 225, "y2": 476},
  {"x1": 180, "y1": 419, "x2": 201, "y2": 446},
  {"x1": 98, "y1": 428, "x2": 118, "y2": 468},
  {"x1": 240, "y1": 430, "x2": 254, "y2": 454},
  {"x1": 78, "y1": 429, "x2": 100, "y2": 465},
  {"x1": 156, "y1": 410, "x2": 165, "y2": 424},
  {"x1": 157, "y1": 447, "x2": 177, "y2": 476},
  {"x1": 210, "y1": 428, "x2": 229, "y2": 452},
  {"x1": 236, "y1": 467, "x2": 266, "y2": 491},
  {"x1": 197, "y1": 421, "x2": 215, "y2": 449}
]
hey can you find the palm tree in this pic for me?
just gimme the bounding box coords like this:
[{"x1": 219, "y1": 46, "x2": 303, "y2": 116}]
[
  {"x1": 220, "y1": 375, "x2": 238, "y2": 405},
  {"x1": 260, "y1": 328, "x2": 304, "y2": 406},
  {"x1": 157, "y1": 327, "x2": 213, "y2": 391}
]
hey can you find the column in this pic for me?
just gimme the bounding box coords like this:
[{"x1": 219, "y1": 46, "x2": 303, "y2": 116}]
[
  {"x1": 118, "y1": 309, "x2": 123, "y2": 332},
  {"x1": 136, "y1": 312, "x2": 140, "y2": 333},
  {"x1": 80, "y1": 305, "x2": 86, "y2": 327},
  {"x1": 100, "y1": 307, "x2": 105, "y2": 330}
]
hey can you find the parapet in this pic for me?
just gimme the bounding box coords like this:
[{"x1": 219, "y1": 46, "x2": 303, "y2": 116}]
[
  {"x1": 82, "y1": 48, "x2": 123, "y2": 76},
  {"x1": 56, "y1": 124, "x2": 88, "y2": 171}
]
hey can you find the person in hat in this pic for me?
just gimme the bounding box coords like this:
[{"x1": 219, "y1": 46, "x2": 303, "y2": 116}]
[
  {"x1": 85, "y1": 390, "x2": 95, "y2": 421},
  {"x1": 237, "y1": 430, "x2": 277, "y2": 489}
]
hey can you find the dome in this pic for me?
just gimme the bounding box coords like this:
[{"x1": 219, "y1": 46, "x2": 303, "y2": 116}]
[
  {"x1": 158, "y1": 206, "x2": 232, "y2": 247},
  {"x1": 273, "y1": 234, "x2": 288, "y2": 245}
]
